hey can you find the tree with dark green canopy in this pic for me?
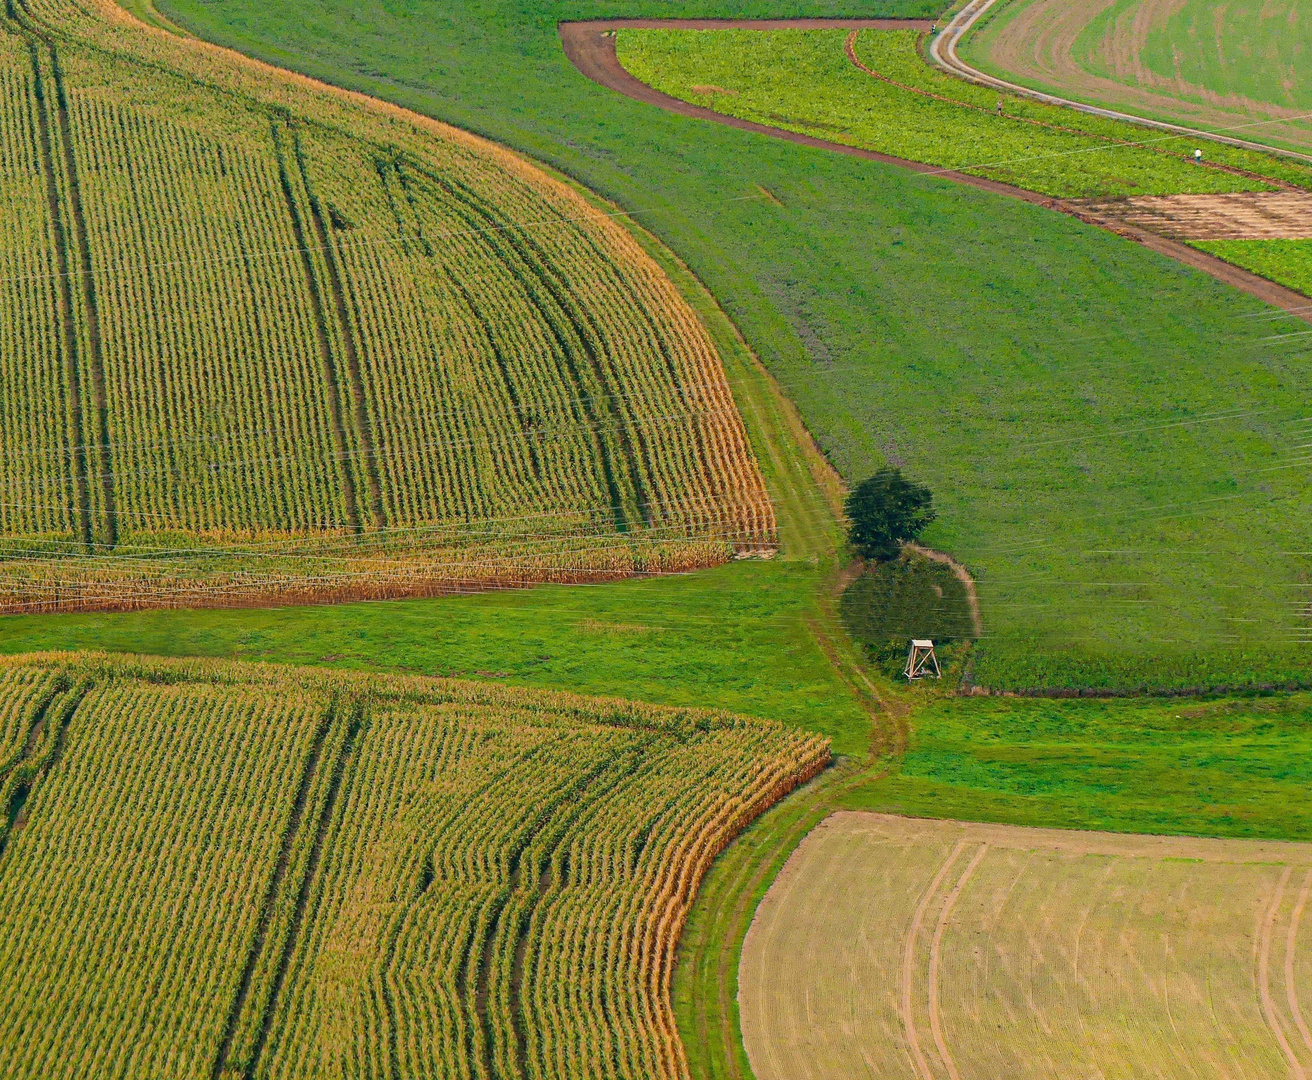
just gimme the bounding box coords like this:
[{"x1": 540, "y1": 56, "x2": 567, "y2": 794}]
[{"x1": 845, "y1": 469, "x2": 936, "y2": 561}]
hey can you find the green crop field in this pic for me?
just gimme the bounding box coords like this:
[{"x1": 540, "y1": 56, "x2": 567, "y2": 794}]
[
  {"x1": 619, "y1": 26, "x2": 1312, "y2": 300},
  {"x1": 965, "y1": 0, "x2": 1312, "y2": 156},
  {"x1": 618, "y1": 27, "x2": 1311, "y2": 198},
  {"x1": 0, "y1": 0, "x2": 776, "y2": 613},
  {"x1": 0, "y1": 651, "x2": 827, "y2": 1079},
  {"x1": 1193, "y1": 238, "x2": 1312, "y2": 299}
]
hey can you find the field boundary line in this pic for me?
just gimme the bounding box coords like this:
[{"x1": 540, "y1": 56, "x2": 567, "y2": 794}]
[
  {"x1": 902, "y1": 839, "x2": 967, "y2": 1080},
  {"x1": 1289, "y1": 869, "x2": 1312, "y2": 1057},
  {"x1": 562, "y1": 21, "x2": 1312, "y2": 325},
  {"x1": 928, "y1": 843, "x2": 987, "y2": 1080},
  {"x1": 930, "y1": 0, "x2": 1312, "y2": 166},
  {"x1": 1259, "y1": 866, "x2": 1306, "y2": 1080}
]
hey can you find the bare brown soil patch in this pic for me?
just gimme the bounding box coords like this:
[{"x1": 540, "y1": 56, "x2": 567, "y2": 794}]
[
  {"x1": 1080, "y1": 190, "x2": 1312, "y2": 240},
  {"x1": 740, "y1": 811, "x2": 1312, "y2": 1079}
]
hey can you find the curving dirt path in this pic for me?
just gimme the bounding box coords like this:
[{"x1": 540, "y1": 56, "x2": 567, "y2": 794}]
[{"x1": 560, "y1": 19, "x2": 1312, "y2": 325}]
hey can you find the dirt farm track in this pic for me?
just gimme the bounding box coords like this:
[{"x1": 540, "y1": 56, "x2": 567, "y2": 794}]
[
  {"x1": 560, "y1": 20, "x2": 1312, "y2": 325},
  {"x1": 738, "y1": 812, "x2": 1312, "y2": 1080}
]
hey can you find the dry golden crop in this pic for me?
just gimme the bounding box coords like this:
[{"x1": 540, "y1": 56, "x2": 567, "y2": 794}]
[
  {"x1": 0, "y1": 652, "x2": 829, "y2": 1078},
  {"x1": 740, "y1": 812, "x2": 1312, "y2": 1080},
  {"x1": 0, "y1": 0, "x2": 774, "y2": 612}
]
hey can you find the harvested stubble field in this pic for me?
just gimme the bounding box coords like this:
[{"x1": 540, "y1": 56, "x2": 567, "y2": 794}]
[
  {"x1": 0, "y1": 651, "x2": 828, "y2": 1079},
  {"x1": 964, "y1": 0, "x2": 1312, "y2": 156},
  {"x1": 0, "y1": 0, "x2": 773, "y2": 612},
  {"x1": 740, "y1": 811, "x2": 1312, "y2": 1080}
]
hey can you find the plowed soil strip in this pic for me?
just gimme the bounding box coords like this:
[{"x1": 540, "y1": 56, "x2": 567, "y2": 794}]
[
  {"x1": 1078, "y1": 191, "x2": 1312, "y2": 241},
  {"x1": 560, "y1": 20, "x2": 1312, "y2": 324}
]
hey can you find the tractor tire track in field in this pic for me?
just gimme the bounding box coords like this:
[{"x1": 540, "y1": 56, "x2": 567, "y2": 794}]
[
  {"x1": 901, "y1": 839, "x2": 967, "y2": 1080},
  {"x1": 930, "y1": 0, "x2": 1312, "y2": 166},
  {"x1": 383, "y1": 155, "x2": 545, "y2": 483},
  {"x1": 243, "y1": 705, "x2": 362, "y2": 1080},
  {"x1": 560, "y1": 20, "x2": 1312, "y2": 325},
  {"x1": 13, "y1": 0, "x2": 121, "y2": 548},
  {"x1": 209, "y1": 701, "x2": 337, "y2": 1080},
  {"x1": 409, "y1": 160, "x2": 644, "y2": 531},
  {"x1": 46, "y1": 45, "x2": 118, "y2": 549},
  {"x1": 928, "y1": 844, "x2": 987, "y2": 1080},
  {"x1": 0, "y1": 675, "x2": 68, "y2": 787},
  {"x1": 270, "y1": 119, "x2": 364, "y2": 535},
  {"x1": 1289, "y1": 869, "x2": 1312, "y2": 1057},
  {"x1": 0, "y1": 679, "x2": 88, "y2": 863},
  {"x1": 13, "y1": 18, "x2": 91, "y2": 550},
  {"x1": 1259, "y1": 866, "x2": 1307, "y2": 1080},
  {"x1": 294, "y1": 133, "x2": 387, "y2": 531}
]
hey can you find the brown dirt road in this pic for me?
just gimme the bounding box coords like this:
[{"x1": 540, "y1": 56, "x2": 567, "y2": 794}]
[{"x1": 559, "y1": 20, "x2": 1312, "y2": 324}]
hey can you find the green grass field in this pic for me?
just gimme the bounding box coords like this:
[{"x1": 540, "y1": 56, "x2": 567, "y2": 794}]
[
  {"x1": 848, "y1": 692, "x2": 1312, "y2": 838},
  {"x1": 0, "y1": 562, "x2": 874, "y2": 753},
  {"x1": 618, "y1": 27, "x2": 1307, "y2": 197},
  {"x1": 139, "y1": 0, "x2": 1312, "y2": 692},
  {"x1": 964, "y1": 0, "x2": 1312, "y2": 155},
  {"x1": 1078, "y1": 0, "x2": 1312, "y2": 117}
]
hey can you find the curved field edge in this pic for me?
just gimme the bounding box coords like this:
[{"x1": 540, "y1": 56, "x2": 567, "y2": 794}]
[
  {"x1": 0, "y1": 649, "x2": 832, "y2": 1079},
  {"x1": 604, "y1": 23, "x2": 1312, "y2": 319},
  {"x1": 958, "y1": 0, "x2": 1312, "y2": 158},
  {"x1": 603, "y1": 24, "x2": 1312, "y2": 694},
  {"x1": 0, "y1": 0, "x2": 775, "y2": 611},
  {"x1": 680, "y1": 683, "x2": 1312, "y2": 1078}
]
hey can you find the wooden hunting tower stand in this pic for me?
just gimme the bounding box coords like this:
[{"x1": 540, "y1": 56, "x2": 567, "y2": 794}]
[{"x1": 904, "y1": 639, "x2": 941, "y2": 680}]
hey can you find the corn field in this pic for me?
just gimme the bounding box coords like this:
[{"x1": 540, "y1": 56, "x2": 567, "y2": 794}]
[
  {"x1": 0, "y1": 0, "x2": 775, "y2": 611},
  {"x1": 0, "y1": 652, "x2": 829, "y2": 1079}
]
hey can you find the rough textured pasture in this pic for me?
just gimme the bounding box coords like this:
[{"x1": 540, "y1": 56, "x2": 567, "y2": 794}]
[{"x1": 740, "y1": 811, "x2": 1312, "y2": 1080}]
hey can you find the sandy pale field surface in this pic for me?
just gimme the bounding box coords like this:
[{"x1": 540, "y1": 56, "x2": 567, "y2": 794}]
[{"x1": 739, "y1": 812, "x2": 1312, "y2": 1079}]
